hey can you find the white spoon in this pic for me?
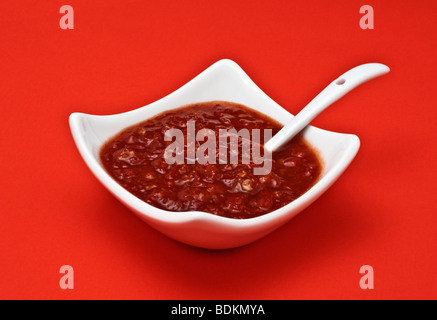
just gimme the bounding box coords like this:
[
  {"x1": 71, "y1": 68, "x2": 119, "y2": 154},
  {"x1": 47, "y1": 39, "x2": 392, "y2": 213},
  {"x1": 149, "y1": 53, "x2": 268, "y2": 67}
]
[{"x1": 264, "y1": 63, "x2": 390, "y2": 152}]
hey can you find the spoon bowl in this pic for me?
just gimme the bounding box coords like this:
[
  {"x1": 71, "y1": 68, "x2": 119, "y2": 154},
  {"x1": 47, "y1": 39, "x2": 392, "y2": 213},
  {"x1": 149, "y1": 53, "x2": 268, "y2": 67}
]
[{"x1": 70, "y1": 59, "x2": 362, "y2": 249}]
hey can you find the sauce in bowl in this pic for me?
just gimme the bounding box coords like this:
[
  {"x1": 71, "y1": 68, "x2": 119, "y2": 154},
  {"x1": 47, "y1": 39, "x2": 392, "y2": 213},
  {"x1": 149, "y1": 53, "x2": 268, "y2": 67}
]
[{"x1": 100, "y1": 101, "x2": 322, "y2": 219}]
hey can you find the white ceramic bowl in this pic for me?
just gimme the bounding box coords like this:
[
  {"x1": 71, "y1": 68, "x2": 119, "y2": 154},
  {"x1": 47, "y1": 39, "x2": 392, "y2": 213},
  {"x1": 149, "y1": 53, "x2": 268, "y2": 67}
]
[{"x1": 69, "y1": 59, "x2": 360, "y2": 249}]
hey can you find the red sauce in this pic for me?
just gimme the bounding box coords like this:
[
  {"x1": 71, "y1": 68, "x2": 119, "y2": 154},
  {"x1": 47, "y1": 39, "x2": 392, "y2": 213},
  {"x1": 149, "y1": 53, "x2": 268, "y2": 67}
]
[{"x1": 100, "y1": 101, "x2": 322, "y2": 219}]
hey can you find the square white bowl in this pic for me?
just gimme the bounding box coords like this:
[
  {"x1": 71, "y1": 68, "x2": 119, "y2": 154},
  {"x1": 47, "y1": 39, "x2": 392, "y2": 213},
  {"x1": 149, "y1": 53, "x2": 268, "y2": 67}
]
[{"x1": 69, "y1": 59, "x2": 360, "y2": 249}]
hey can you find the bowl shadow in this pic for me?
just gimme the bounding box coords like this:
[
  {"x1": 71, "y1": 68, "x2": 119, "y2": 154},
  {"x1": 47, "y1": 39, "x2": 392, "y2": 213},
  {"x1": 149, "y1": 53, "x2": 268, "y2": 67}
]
[{"x1": 94, "y1": 184, "x2": 381, "y2": 299}]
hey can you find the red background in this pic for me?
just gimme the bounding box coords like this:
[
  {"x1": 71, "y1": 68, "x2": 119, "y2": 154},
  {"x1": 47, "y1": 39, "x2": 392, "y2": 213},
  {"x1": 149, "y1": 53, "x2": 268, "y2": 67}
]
[{"x1": 1, "y1": 0, "x2": 436, "y2": 300}]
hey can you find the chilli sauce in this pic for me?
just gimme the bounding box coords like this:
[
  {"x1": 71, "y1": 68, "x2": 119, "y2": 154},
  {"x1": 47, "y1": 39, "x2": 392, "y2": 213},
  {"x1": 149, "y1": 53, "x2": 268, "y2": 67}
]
[{"x1": 100, "y1": 101, "x2": 322, "y2": 219}]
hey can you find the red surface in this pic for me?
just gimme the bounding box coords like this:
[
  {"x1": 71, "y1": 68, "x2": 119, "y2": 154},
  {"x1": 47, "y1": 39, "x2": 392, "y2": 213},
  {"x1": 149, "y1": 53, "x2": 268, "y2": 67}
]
[{"x1": 1, "y1": 0, "x2": 436, "y2": 300}]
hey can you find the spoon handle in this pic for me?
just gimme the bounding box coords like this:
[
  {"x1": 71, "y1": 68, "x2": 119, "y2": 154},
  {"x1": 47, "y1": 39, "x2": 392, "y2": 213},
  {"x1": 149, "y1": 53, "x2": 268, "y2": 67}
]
[{"x1": 264, "y1": 63, "x2": 390, "y2": 152}]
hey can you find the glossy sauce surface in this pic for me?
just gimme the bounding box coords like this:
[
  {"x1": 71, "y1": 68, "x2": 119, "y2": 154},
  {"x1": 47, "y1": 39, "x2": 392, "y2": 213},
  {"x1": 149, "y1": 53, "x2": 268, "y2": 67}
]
[{"x1": 100, "y1": 101, "x2": 322, "y2": 219}]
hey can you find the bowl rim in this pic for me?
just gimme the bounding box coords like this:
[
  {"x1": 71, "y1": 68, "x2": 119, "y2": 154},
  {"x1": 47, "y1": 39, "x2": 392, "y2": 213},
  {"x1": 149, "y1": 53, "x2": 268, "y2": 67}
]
[{"x1": 69, "y1": 59, "x2": 360, "y2": 228}]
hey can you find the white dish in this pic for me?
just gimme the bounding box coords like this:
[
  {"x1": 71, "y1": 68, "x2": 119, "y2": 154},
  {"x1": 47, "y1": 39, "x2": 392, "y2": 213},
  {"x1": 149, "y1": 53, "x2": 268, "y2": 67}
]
[{"x1": 69, "y1": 59, "x2": 360, "y2": 249}]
